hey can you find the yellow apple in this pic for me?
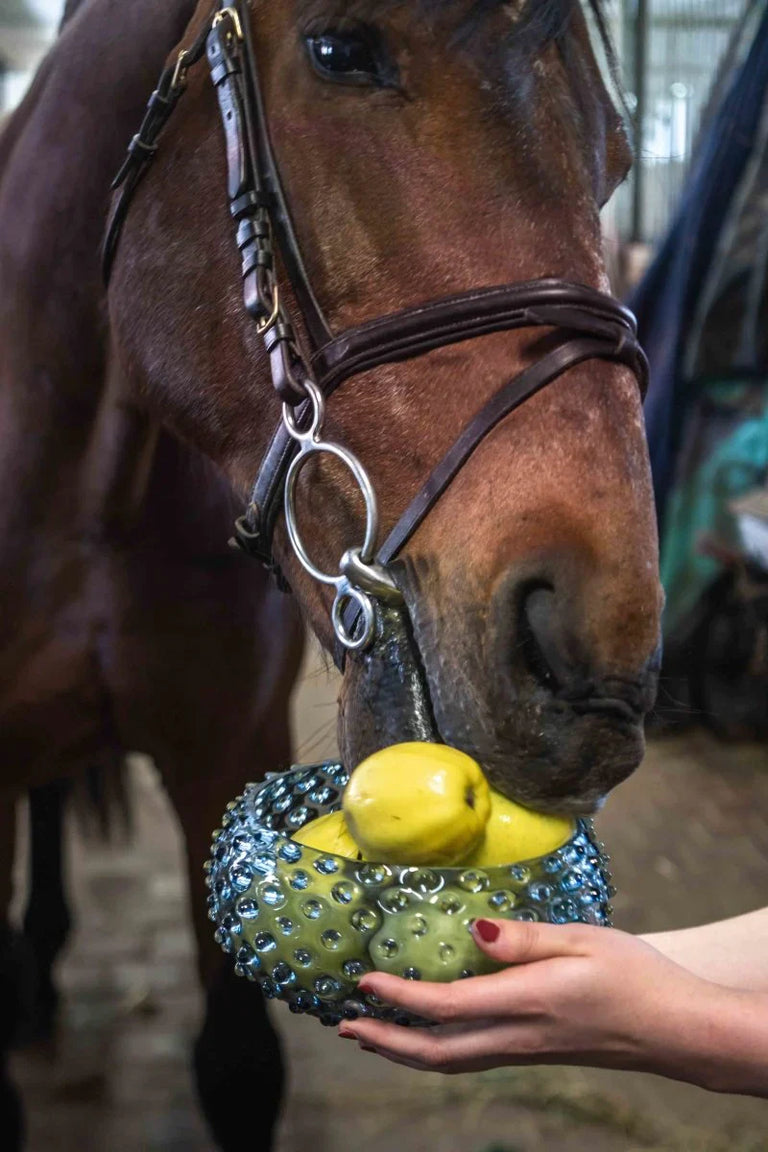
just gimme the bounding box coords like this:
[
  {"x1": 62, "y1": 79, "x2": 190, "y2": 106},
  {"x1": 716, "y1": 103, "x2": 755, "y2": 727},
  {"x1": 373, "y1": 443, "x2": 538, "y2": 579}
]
[
  {"x1": 463, "y1": 789, "x2": 575, "y2": 867},
  {"x1": 292, "y1": 810, "x2": 362, "y2": 860},
  {"x1": 343, "y1": 742, "x2": 491, "y2": 866}
]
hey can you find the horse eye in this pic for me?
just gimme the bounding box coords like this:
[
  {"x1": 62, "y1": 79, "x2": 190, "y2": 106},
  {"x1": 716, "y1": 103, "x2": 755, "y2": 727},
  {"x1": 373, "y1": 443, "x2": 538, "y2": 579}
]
[{"x1": 305, "y1": 28, "x2": 396, "y2": 87}]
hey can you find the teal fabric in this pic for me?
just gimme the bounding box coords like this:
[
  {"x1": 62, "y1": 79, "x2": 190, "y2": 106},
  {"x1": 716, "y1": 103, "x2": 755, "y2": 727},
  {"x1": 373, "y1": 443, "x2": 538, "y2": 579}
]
[{"x1": 660, "y1": 380, "x2": 768, "y2": 635}]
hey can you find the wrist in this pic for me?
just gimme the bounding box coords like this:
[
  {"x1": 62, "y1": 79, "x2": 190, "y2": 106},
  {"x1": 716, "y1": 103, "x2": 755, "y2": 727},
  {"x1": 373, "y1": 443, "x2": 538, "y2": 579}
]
[{"x1": 655, "y1": 982, "x2": 768, "y2": 1096}]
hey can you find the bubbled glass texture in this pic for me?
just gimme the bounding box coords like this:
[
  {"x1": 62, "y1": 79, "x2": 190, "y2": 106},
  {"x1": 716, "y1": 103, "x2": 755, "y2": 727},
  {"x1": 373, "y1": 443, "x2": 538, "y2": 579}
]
[{"x1": 206, "y1": 763, "x2": 613, "y2": 1027}]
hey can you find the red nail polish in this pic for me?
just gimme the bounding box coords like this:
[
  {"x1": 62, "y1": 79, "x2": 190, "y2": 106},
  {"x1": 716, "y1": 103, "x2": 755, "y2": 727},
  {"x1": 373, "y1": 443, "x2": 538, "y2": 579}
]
[
  {"x1": 474, "y1": 918, "x2": 500, "y2": 943},
  {"x1": 338, "y1": 1028, "x2": 357, "y2": 1040}
]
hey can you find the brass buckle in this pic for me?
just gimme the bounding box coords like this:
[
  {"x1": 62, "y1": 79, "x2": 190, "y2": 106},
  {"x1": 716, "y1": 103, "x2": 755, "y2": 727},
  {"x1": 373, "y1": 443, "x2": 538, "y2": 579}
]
[
  {"x1": 170, "y1": 49, "x2": 189, "y2": 92},
  {"x1": 212, "y1": 6, "x2": 244, "y2": 40},
  {"x1": 256, "y1": 285, "x2": 280, "y2": 335}
]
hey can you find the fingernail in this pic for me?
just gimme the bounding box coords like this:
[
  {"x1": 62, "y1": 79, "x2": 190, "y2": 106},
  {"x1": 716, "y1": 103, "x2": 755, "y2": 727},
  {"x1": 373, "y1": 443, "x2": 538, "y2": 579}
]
[
  {"x1": 338, "y1": 1028, "x2": 357, "y2": 1040},
  {"x1": 473, "y1": 918, "x2": 500, "y2": 943}
]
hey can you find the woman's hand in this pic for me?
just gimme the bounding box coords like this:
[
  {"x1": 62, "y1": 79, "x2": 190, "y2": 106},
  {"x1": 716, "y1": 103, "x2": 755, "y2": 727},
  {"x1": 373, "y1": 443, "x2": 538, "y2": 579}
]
[{"x1": 338, "y1": 918, "x2": 768, "y2": 1096}]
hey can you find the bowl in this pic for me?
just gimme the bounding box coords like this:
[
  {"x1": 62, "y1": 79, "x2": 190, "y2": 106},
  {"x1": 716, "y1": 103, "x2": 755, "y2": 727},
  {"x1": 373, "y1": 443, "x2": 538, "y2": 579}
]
[{"x1": 206, "y1": 762, "x2": 613, "y2": 1026}]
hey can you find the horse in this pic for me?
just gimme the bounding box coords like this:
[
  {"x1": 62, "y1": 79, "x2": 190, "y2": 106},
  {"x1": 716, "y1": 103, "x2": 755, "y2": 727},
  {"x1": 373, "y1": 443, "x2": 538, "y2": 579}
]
[{"x1": 0, "y1": 0, "x2": 663, "y2": 1147}]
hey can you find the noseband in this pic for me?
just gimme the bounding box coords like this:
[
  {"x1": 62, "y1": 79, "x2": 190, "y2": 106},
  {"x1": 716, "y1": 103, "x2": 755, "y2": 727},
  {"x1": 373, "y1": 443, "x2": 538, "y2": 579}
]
[{"x1": 105, "y1": 0, "x2": 647, "y2": 663}]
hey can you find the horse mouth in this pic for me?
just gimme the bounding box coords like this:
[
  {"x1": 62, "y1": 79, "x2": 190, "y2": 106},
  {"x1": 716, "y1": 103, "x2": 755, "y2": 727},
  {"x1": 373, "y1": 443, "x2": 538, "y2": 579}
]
[
  {"x1": 338, "y1": 600, "x2": 648, "y2": 819},
  {"x1": 566, "y1": 695, "x2": 643, "y2": 725}
]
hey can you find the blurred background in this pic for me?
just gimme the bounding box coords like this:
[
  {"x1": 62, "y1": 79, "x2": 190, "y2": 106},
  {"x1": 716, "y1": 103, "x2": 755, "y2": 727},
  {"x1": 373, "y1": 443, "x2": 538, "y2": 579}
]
[{"x1": 3, "y1": 1, "x2": 767, "y2": 1150}]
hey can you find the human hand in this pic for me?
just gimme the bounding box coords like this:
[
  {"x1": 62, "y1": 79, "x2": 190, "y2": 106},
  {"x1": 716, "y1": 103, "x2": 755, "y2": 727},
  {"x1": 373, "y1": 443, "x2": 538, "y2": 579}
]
[{"x1": 338, "y1": 918, "x2": 768, "y2": 1095}]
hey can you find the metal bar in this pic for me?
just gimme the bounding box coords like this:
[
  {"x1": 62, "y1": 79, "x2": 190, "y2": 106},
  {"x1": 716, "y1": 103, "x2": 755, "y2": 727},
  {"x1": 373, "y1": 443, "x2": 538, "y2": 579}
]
[
  {"x1": 646, "y1": 16, "x2": 742, "y2": 32},
  {"x1": 631, "y1": 0, "x2": 650, "y2": 244}
]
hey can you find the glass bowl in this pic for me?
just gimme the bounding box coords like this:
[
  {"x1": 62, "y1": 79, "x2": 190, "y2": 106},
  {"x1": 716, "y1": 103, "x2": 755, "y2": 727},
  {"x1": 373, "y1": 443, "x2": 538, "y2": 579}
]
[{"x1": 206, "y1": 762, "x2": 613, "y2": 1026}]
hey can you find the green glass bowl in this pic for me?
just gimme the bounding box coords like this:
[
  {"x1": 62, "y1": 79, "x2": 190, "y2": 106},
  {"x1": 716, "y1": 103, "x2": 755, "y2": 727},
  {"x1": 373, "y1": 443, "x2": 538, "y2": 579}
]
[{"x1": 206, "y1": 762, "x2": 612, "y2": 1026}]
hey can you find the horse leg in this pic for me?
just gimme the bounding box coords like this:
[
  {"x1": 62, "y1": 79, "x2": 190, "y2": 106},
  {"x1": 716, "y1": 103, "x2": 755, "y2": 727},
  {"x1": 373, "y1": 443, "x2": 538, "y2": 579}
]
[
  {"x1": 192, "y1": 960, "x2": 284, "y2": 1152},
  {"x1": 22, "y1": 779, "x2": 72, "y2": 1038},
  {"x1": 161, "y1": 712, "x2": 293, "y2": 1152},
  {"x1": 0, "y1": 793, "x2": 30, "y2": 1150}
]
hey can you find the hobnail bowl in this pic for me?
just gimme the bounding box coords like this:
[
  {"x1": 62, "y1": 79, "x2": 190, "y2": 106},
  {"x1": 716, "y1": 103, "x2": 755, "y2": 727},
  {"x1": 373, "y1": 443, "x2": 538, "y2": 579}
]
[{"x1": 206, "y1": 762, "x2": 613, "y2": 1026}]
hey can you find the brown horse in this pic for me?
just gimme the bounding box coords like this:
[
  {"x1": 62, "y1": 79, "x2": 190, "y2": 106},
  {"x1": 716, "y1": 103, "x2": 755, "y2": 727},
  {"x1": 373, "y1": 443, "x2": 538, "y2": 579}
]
[{"x1": 0, "y1": 0, "x2": 662, "y2": 1147}]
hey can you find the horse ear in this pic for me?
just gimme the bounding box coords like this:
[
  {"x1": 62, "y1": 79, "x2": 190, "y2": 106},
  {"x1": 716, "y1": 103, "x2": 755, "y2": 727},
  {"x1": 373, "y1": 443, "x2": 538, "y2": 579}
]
[{"x1": 60, "y1": 0, "x2": 86, "y2": 31}]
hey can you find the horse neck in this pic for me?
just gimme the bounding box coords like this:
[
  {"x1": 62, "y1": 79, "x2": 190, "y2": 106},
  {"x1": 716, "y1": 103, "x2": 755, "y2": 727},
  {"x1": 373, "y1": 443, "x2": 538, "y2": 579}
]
[{"x1": 0, "y1": 0, "x2": 200, "y2": 546}]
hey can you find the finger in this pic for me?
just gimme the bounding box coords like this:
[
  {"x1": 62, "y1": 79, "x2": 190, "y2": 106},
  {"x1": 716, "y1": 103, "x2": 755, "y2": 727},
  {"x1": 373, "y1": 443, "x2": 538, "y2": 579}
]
[
  {"x1": 341, "y1": 1017, "x2": 482, "y2": 1051},
  {"x1": 340, "y1": 1017, "x2": 535, "y2": 1074},
  {"x1": 359, "y1": 1047, "x2": 436, "y2": 1073},
  {"x1": 346, "y1": 1029, "x2": 454, "y2": 1073},
  {"x1": 355, "y1": 969, "x2": 537, "y2": 1023},
  {"x1": 470, "y1": 918, "x2": 596, "y2": 964},
  {"x1": 355, "y1": 923, "x2": 595, "y2": 1023},
  {"x1": 361, "y1": 1045, "x2": 498, "y2": 1076}
]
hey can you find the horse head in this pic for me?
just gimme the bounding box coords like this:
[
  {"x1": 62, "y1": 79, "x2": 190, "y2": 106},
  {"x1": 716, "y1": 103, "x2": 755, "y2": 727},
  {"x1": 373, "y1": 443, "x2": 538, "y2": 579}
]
[{"x1": 108, "y1": 0, "x2": 663, "y2": 815}]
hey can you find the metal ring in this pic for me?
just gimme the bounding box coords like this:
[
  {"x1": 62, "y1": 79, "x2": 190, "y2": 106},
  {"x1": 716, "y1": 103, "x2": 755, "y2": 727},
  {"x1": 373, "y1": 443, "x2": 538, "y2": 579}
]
[
  {"x1": 282, "y1": 377, "x2": 325, "y2": 444},
  {"x1": 332, "y1": 588, "x2": 375, "y2": 651},
  {"x1": 283, "y1": 441, "x2": 380, "y2": 584}
]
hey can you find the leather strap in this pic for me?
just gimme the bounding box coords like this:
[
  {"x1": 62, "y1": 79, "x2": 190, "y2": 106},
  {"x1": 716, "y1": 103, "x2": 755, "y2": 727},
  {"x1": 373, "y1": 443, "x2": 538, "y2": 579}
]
[
  {"x1": 377, "y1": 333, "x2": 643, "y2": 565},
  {"x1": 237, "y1": 1, "x2": 331, "y2": 348},
  {"x1": 104, "y1": 3, "x2": 331, "y2": 349},
  {"x1": 338, "y1": 328, "x2": 644, "y2": 643},
  {"x1": 103, "y1": 14, "x2": 213, "y2": 282},
  {"x1": 314, "y1": 280, "x2": 646, "y2": 399},
  {"x1": 236, "y1": 277, "x2": 646, "y2": 575}
]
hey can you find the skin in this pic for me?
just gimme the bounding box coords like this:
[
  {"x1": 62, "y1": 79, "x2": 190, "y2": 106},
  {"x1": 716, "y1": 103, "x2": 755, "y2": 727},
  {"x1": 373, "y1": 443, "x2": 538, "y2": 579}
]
[
  {"x1": 339, "y1": 910, "x2": 768, "y2": 1098},
  {"x1": 110, "y1": 0, "x2": 664, "y2": 817}
]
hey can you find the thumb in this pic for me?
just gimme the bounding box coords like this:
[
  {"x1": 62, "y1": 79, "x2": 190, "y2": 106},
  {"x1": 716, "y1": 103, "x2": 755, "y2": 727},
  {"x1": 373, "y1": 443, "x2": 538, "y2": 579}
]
[{"x1": 470, "y1": 917, "x2": 593, "y2": 964}]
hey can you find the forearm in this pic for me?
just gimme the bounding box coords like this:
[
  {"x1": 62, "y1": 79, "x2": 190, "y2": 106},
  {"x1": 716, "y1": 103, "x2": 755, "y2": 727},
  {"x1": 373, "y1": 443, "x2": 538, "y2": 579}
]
[{"x1": 642, "y1": 908, "x2": 768, "y2": 991}]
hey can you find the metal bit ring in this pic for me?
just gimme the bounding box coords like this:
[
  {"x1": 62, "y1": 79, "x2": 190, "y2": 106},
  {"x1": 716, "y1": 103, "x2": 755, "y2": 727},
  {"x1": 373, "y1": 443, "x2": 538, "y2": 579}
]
[
  {"x1": 281, "y1": 380, "x2": 388, "y2": 650},
  {"x1": 281, "y1": 377, "x2": 326, "y2": 445},
  {"x1": 283, "y1": 439, "x2": 380, "y2": 583},
  {"x1": 332, "y1": 585, "x2": 376, "y2": 651}
]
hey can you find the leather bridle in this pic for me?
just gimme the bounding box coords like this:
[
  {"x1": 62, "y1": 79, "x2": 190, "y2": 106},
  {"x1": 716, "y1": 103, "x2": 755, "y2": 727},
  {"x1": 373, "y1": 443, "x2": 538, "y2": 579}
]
[{"x1": 105, "y1": 0, "x2": 647, "y2": 663}]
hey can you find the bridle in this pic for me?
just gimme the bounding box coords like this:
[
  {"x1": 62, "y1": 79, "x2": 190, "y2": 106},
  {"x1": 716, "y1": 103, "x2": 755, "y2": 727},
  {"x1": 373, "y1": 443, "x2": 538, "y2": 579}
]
[{"x1": 105, "y1": 0, "x2": 647, "y2": 665}]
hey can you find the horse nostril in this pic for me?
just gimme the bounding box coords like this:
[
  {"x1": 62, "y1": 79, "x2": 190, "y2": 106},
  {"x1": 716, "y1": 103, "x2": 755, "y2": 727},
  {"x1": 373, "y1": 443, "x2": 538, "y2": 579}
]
[
  {"x1": 517, "y1": 584, "x2": 652, "y2": 720},
  {"x1": 518, "y1": 584, "x2": 568, "y2": 692}
]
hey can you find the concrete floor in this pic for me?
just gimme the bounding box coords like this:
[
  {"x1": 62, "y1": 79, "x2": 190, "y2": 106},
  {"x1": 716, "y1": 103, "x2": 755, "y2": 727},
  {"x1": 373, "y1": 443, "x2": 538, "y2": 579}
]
[{"x1": 10, "y1": 639, "x2": 768, "y2": 1151}]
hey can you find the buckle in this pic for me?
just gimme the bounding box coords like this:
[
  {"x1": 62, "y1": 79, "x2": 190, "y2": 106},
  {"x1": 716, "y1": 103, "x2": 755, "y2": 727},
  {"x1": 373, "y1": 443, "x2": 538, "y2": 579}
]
[{"x1": 212, "y1": 6, "x2": 244, "y2": 40}]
